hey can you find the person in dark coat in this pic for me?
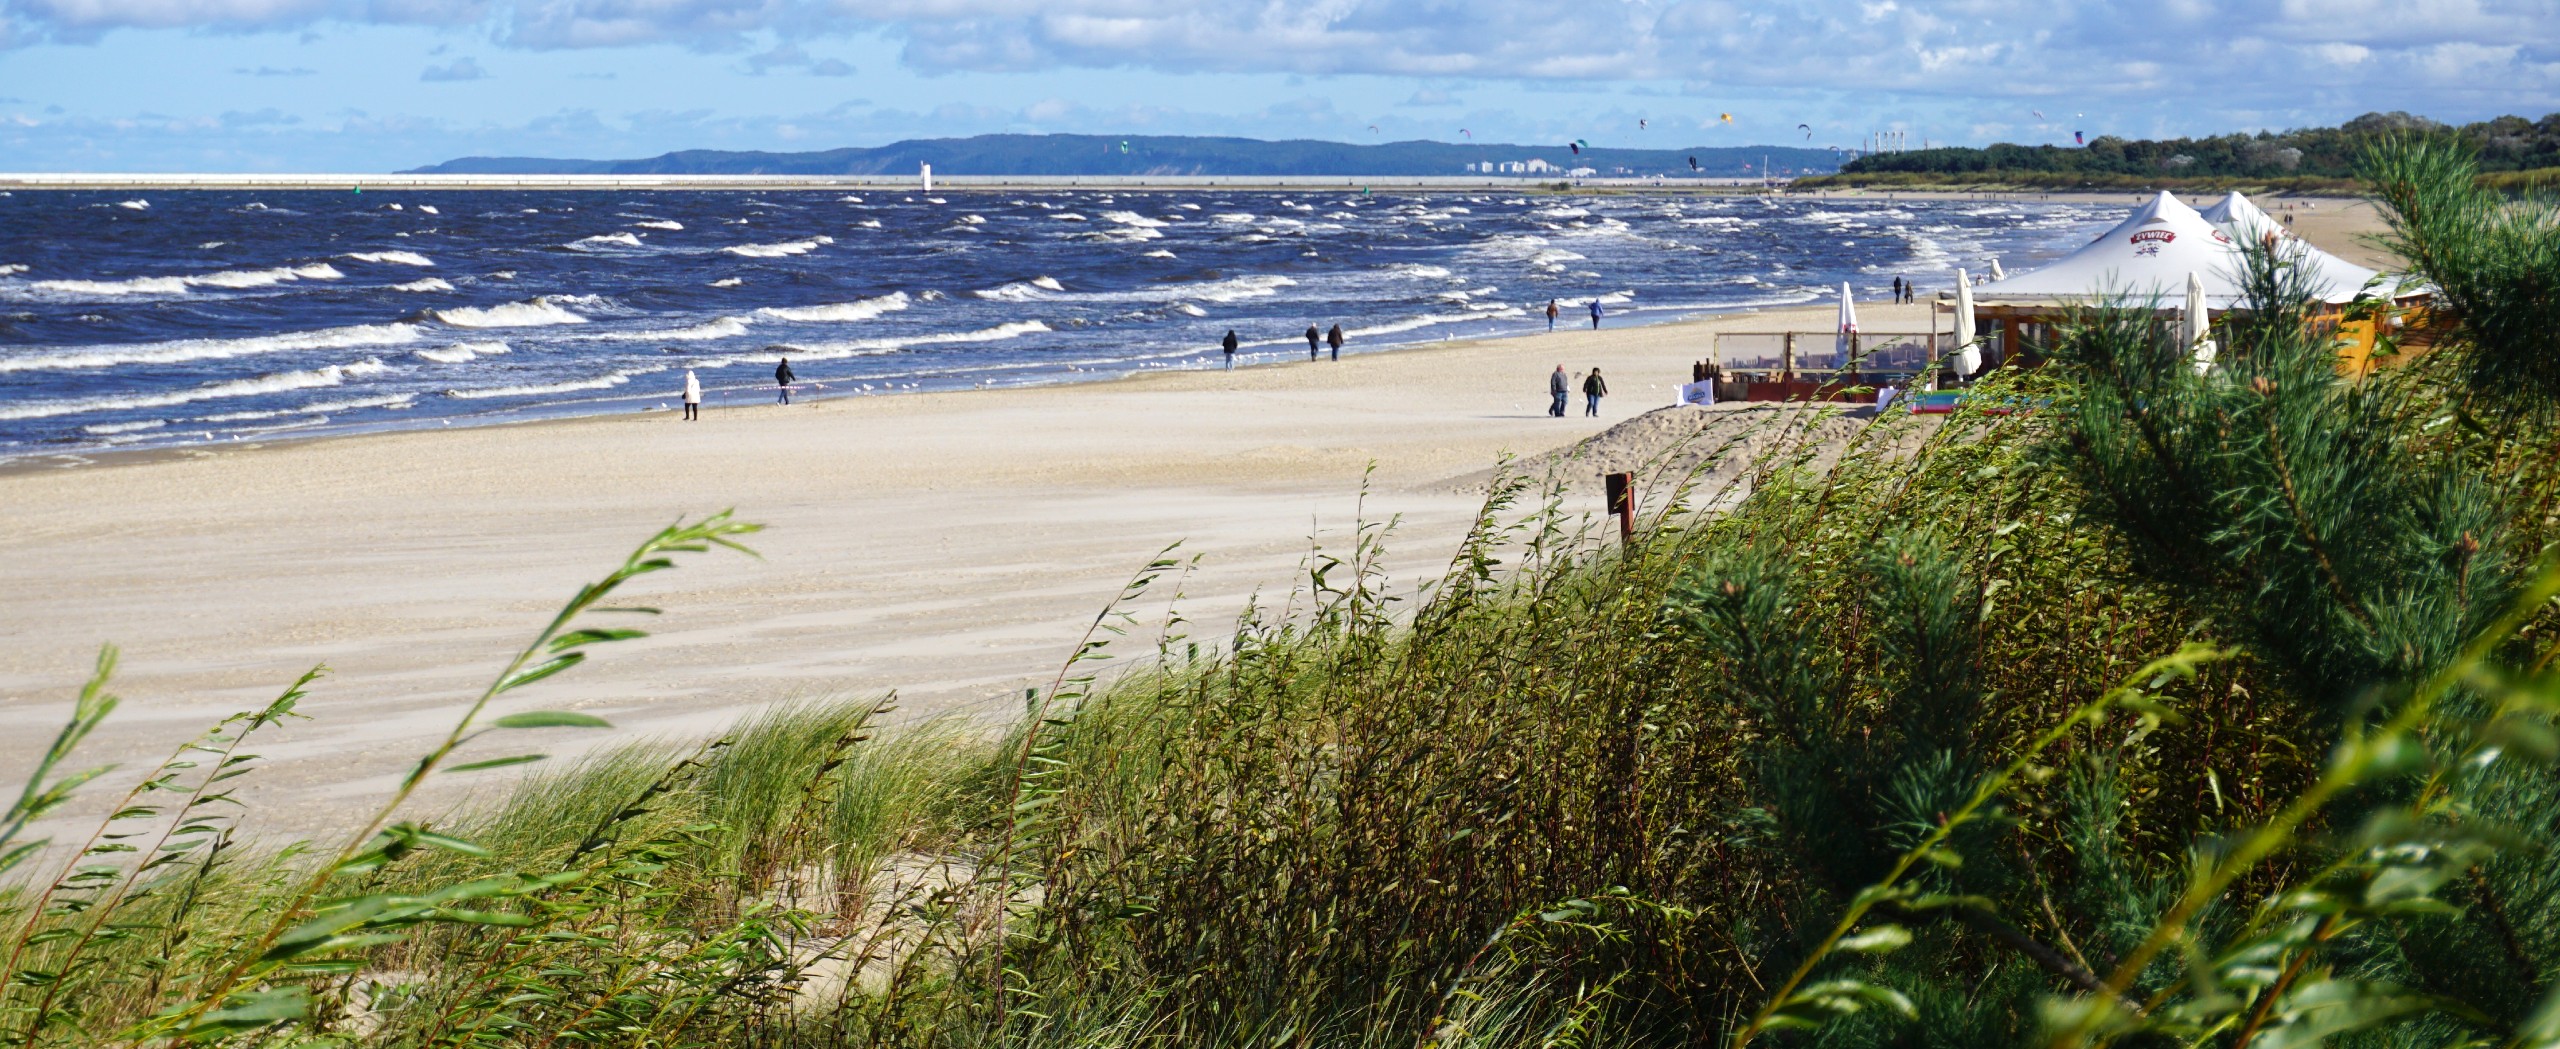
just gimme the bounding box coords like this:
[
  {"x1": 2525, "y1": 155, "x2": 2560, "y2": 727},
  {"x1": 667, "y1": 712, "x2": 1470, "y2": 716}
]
[
  {"x1": 774, "y1": 356, "x2": 796, "y2": 404},
  {"x1": 1582, "y1": 367, "x2": 1609, "y2": 417},
  {"x1": 1305, "y1": 324, "x2": 1322, "y2": 359},
  {"x1": 1588, "y1": 300, "x2": 1604, "y2": 329},
  {"x1": 1222, "y1": 330, "x2": 1239, "y2": 369},
  {"x1": 1548, "y1": 364, "x2": 1569, "y2": 417},
  {"x1": 1326, "y1": 324, "x2": 1345, "y2": 360}
]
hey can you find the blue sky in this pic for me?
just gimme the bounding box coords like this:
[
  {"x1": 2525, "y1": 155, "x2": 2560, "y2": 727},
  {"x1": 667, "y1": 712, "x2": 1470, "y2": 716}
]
[{"x1": 2, "y1": 0, "x2": 2555, "y2": 171}]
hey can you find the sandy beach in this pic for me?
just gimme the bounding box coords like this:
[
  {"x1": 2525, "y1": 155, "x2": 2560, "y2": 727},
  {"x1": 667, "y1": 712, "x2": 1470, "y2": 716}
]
[{"x1": 0, "y1": 200, "x2": 2393, "y2": 835}]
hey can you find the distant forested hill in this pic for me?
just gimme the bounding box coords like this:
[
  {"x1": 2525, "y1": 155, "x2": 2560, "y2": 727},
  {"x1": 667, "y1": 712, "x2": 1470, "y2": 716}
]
[
  {"x1": 406, "y1": 134, "x2": 1841, "y2": 179},
  {"x1": 1820, "y1": 111, "x2": 2560, "y2": 185}
]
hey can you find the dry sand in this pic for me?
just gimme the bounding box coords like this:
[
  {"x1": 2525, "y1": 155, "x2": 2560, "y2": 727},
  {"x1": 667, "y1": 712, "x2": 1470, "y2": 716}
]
[{"x1": 0, "y1": 200, "x2": 2393, "y2": 836}]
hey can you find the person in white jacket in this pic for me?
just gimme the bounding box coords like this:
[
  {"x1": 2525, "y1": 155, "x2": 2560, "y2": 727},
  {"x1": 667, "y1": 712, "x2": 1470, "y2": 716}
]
[{"x1": 682, "y1": 369, "x2": 702, "y2": 421}]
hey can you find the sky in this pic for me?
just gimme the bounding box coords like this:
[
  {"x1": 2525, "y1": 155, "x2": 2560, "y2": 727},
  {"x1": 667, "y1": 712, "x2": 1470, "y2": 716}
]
[{"x1": 1, "y1": 0, "x2": 2556, "y2": 171}]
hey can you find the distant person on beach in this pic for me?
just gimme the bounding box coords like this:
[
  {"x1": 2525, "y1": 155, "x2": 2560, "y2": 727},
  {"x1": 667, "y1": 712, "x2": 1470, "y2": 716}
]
[
  {"x1": 682, "y1": 369, "x2": 702, "y2": 421},
  {"x1": 1222, "y1": 330, "x2": 1239, "y2": 369},
  {"x1": 1588, "y1": 300, "x2": 1604, "y2": 329},
  {"x1": 1546, "y1": 299, "x2": 1561, "y2": 330},
  {"x1": 1582, "y1": 367, "x2": 1609, "y2": 417},
  {"x1": 1305, "y1": 324, "x2": 1322, "y2": 359},
  {"x1": 1891, "y1": 276, "x2": 1903, "y2": 302},
  {"x1": 1327, "y1": 324, "x2": 1345, "y2": 360},
  {"x1": 1549, "y1": 365, "x2": 1569, "y2": 417},
  {"x1": 774, "y1": 356, "x2": 795, "y2": 404}
]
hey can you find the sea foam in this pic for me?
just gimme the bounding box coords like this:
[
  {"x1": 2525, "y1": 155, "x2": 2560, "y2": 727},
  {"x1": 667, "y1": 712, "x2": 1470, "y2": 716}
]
[
  {"x1": 0, "y1": 360, "x2": 391, "y2": 421},
  {"x1": 0, "y1": 323, "x2": 422, "y2": 374},
  {"x1": 431, "y1": 297, "x2": 591, "y2": 328},
  {"x1": 723, "y1": 236, "x2": 833, "y2": 258},
  {"x1": 754, "y1": 291, "x2": 909, "y2": 323},
  {"x1": 346, "y1": 251, "x2": 435, "y2": 266}
]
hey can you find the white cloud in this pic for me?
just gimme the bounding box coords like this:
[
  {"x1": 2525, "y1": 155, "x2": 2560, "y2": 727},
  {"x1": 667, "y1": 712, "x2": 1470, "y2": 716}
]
[{"x1": 419, "y1": 54, "x2": 487, "y2": 78}]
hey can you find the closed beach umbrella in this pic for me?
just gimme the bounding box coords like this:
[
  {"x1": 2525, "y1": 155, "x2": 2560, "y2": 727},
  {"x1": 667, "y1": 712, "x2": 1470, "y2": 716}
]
[
  {"x1": 2184, "y1": 270, "x2": 2217, "y2": 374},
  {"x1": 1835, "y1": 281, "x2": 1859, "y2": 367},
  {"x1": 1952, "y1": 268, "x2": 1981, "y2": 379},
  {"x1": 1988, "y1": 256, "x2": 2007, "y2": 282}
]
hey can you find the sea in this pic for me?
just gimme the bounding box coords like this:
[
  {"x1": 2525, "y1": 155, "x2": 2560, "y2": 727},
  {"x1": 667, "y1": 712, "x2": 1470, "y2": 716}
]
[{"x1": 0, "y1": 189, "x2": 2115, "y2": 460}]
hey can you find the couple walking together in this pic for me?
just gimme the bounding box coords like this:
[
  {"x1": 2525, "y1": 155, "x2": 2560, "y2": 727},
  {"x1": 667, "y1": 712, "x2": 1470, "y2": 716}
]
[{"x1": 1549, "y1": 365, "x2": 1607, "y2": 418}]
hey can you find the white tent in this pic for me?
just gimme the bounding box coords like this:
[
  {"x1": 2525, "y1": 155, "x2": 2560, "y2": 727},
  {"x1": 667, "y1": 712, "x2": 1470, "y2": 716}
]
[
  {"x1": 1978, "y1": 191, "x2": 2372, "y2": 307},
  {"x1": 2199, "y1": 191, "x2": 2384, "y2": 301},
  {"x1": 1835, "y1": 281, "x2": 1858, "y2": 364}
]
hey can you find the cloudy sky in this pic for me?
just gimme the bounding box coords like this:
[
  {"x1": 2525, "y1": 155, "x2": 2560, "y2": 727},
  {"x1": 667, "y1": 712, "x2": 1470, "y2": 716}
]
[{"x1": 1, "y1": 0, "x2": 2555, "y2": 171}]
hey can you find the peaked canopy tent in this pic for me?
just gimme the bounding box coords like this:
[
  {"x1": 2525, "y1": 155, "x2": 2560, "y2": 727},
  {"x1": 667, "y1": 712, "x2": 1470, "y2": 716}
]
[
  {"x1": 1975, "y1": 191, "x2": 2376, "y2": 308},
  {"x1": 1945, "y1": 191, "x2": 2399, "y2": 376},
  {"x1": 2199, "y1": 191, "x2": 2388, "y2": 301}
]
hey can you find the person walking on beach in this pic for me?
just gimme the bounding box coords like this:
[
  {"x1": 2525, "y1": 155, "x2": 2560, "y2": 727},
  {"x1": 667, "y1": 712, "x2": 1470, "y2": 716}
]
[
  {"x1": 681, "y1": 369, "x2": 702, "y2": 421},
  {"x1": 1546, "y1": 299, "x2": 1561, "y2": 331},
  {"x1": 1222, "y1": 330, "x2": 1239, "y2": 369},
  {"x1": 1305, "y1": 324, "x2": 1322, "y2": 359},
  {"x1": 774, "y1": 356, "x2": 795, "y2": 405},
  {"x1": 1891, "y1": 276, "x2": 1903, "y2": 303},
  {"x1": 1582, "y1": 367, "x2": 1609, "y2": 417},
  {"x1": 1588, "y1": 300, "x2": 1604, "y2": 329},
  {"x1": 1327, "y1": 324, "x2": 1345, "y2": 361},
  {"x1": 1549, "y1": 364, "x2": 1570, "y2": 417}
]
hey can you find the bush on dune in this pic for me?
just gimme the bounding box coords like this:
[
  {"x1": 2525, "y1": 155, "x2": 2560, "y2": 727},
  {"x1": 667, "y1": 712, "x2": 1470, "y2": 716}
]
[{"x1": 4, "y1": 138, "x2": 2560, "y2": 1047}]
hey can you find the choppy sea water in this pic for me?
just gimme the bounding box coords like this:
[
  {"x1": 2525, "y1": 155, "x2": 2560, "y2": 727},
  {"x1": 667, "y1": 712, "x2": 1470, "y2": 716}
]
[{"x1": 0, "y1": 190, "x2": 2114, "y2": 459}]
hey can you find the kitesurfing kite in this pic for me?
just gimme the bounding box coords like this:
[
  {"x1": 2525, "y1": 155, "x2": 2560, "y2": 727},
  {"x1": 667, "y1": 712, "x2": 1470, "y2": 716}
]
[
  {"x1": 1568, "y1": 138, "x2": 1590, "y2": 155},
  {"x1": 1460, "y1": 128, "x2": 1471, "y2": 139},
  {"x1": 1117, "y1": 140, "x2": 1130, "y2": 154},
  {"x1": 1719, "y1": 113, "x2": 1733, "y2": 124},
  {"x1": 1638, "y1": 118, "x2": 1648, "y2": 130},
  {"x1": 1686, "y1": 156, "x2": 1699, "y2": 170},
  {"x1": 2074, "y1": 130, "x2": 2085, "y2": 145},
  {"x1": 2032, "y1": 109, "x2": 2045, "y2": 120},
  {"x1": 1797, "y1": 123, "x2": 1811, "y2": 139},
  {"x1": 1367, "y1": 125, "x2": 1380, "y2": 134}
]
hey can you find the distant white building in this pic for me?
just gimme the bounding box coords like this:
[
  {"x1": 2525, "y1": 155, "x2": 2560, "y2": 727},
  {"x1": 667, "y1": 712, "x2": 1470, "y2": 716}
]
[
  {"x1": 1568, "y1": 166, "x2": 1596, "y2": 177},
  {"x1": 1523, "y1": 158, "x2": 1554, "y2": 173}
]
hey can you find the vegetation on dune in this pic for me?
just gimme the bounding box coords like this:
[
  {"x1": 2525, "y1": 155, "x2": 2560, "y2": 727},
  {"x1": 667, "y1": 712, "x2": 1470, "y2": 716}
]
[
  {"x1": 6, "y1": 138, "x2": 2560, "y2": 1047},
  {"x1": 1796, "y1": 110, "x2": 2560, "y2": 193}
]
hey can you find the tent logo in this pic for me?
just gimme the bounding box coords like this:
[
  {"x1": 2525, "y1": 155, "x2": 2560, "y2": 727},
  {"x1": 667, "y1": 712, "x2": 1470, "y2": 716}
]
[{"x1": 2129, "y1": 229, "x2": 2177, "y2": 245}]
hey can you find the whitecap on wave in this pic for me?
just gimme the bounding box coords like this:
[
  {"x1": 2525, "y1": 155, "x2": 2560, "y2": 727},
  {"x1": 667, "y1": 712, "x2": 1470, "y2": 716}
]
[
  {"x1": 415, "y1": 341, "x2": 510, "y2": 364},
  {"x1": 447, "y1": 369, "x2": 662, "y2": 400},
  {"x1": 431, "y1": 296, "x2": 593, "y2": 328},
  {"x1": 722, "y1": 236, "x2": 833, "y2": 258},
  {"x1": 754, "y1": 291, "x2": 909, "y2": 323},
  {"x1": 29, "y1": 263, "x2": 344, "y2": 297},
  {"x1": 346, "y1": 251, "x2": 435, "y2": 266},
  {"x1": 392, "y1": 278, "x2": 456, "y2": 293},
  {"x1": 973, "y1": 276, "x2": 1064, "y2": 301},
  {"x1": 569, "y1": 232, "x2": 646, "y2": 251},
  {"x1": 632, "y1": 220, "x2": 684, "y2": 231},
  {"x1": 0, "y1": 360, "x2": 390, "y2": 422},
  {"x1": 770, "y1": 320, "x2": 1050, "y2": 362},
  {"x1": 0, "y1": 322, "x2": 420, "y2": 374}
]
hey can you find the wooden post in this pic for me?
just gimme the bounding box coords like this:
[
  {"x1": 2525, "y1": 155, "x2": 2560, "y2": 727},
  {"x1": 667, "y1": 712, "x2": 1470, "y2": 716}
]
[
  {"x1": 1782, "y1": 333, "x2": 1796, "y2": 387},
  {"x1": 1605, "y1": 472, "x2": 1635, "y2": 545}
]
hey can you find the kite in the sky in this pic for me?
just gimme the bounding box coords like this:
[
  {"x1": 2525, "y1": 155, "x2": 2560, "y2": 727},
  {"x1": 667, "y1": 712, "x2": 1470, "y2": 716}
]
[
  {"x1": 1638, "y1": 118, "x2": 1648, "y2": 129},
  {"x1": 1570, "y1": 142, "x2": 1580, "y2": 155},
  {"x1": 1460, "y1": 128, "x2": 1471, "y2": 139},
  {"x1": 1797, "y1": 123, "x2": 1811, "y2": 139},
  {"x1": 1686, "y1": 156, "x2": 1699, "y2": 170},
  {"x1": 2075, "y1": 130, "x2": 2085, "y2": 145},
  {"x1": 1719, "y1": 113, "x2": 1733, "y2": 123},
  {"x1": 2032, "y1": 109, "x2": 2045, "y2": 120},
  {"x1": 1367, "y1": 125, "x2": 1380, "y2": 134},
  {"x1": 1117, "y1": 140, "x2": 1129, "y2": 153}
]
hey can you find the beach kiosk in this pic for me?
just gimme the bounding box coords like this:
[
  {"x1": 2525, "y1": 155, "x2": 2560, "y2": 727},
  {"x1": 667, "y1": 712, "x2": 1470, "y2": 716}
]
[{"x1": 1954, "y1": 191, "x2": 2393, "y2": 376}]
